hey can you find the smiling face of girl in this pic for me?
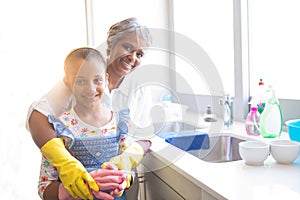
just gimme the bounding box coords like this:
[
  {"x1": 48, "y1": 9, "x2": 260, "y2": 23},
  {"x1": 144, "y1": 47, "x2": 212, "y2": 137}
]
[
  {"x1": 72, "y1": 57, "x2": 107, "y2": 111},
  {"x1": 63, "y1": 47, "x2": 107, "y2": 111}
]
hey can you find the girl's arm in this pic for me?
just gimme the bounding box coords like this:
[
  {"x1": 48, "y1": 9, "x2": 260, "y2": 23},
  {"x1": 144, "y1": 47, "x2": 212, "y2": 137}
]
[
  {"x1": 43, "y1": 181, "x2": 60, "y2": 200},
  {"x1": 28, "y1": 110, "x2": 56, "y2": 148}
]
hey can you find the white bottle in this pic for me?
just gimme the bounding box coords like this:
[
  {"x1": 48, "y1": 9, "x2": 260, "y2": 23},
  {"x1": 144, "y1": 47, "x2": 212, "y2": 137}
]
[{"x1": 260, "y1": 85, "x2": 283, "y2": 138}]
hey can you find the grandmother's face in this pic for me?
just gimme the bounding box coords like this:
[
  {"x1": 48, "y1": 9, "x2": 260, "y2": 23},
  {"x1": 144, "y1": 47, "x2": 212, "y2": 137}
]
[{"x1": 108, "y1": 31, "x2": 147, "y2": 77}]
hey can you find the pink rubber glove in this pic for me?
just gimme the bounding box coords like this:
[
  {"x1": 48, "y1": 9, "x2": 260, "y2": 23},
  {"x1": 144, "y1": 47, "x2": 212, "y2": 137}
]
[
  {"x1": 110, "y1": 173, "x2": 130, "y2": 198},
  {"x1": 101, "y1": 163, "x2": 132, "y2": 197},
  {"x1": 89, "y1": 169, "x2": 126, "y2": 200}
]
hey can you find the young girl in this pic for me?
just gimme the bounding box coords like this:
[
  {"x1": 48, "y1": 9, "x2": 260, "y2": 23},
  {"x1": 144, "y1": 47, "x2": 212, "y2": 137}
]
[
  {"x1": 28, "y1": 18, "x2": 152, "y2": 199},
  {"x1": 39, "y1": 47, "x2": 142, "y2": 200}
]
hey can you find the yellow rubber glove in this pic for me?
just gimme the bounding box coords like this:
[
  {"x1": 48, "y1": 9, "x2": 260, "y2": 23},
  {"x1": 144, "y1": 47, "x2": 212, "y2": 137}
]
[
  {"x1": 104, "y1": 141, "x2": 144, "y2": 171},
  {"x1": 41, "y1": 138, "x2": 99, "y2": 199}
]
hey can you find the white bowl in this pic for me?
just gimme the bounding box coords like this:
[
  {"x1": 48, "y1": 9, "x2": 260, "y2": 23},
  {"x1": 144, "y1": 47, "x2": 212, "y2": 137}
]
[
  {"x1": 270, "y1": 140, "x2": 300, "y2": 164},
  {"x1": 239, "y1": 141, "x2": 269, "y2": 165}
]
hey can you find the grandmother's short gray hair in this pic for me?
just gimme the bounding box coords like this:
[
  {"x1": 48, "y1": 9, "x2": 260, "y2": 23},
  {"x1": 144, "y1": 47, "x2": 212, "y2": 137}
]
[{"x1": 106, "y1": 17, "x2": 152, "y2": 57}]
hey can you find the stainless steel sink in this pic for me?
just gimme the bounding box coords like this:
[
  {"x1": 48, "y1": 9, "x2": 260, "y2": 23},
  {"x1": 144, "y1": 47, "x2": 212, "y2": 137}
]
[
  {"x1": 153, "y1": 121, "x2": 205, "y2": 133},
  {"x1": 187, "y1": 135, "x2": 245, "y2": 163}
]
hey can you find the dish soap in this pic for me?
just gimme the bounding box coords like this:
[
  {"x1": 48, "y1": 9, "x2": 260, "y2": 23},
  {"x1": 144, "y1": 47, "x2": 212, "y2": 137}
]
[
  {"x1": 260, "y1": 85, "x2": 283, "y2": 138},
  {"x1": 245, "y1": 106, "x2": 260, "y2": 136}
]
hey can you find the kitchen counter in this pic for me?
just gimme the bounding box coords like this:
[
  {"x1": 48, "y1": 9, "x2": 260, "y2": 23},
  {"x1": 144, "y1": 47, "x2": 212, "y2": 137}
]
[{"x1": 146, "y1": 112, "x2": 300, "y2": 200}]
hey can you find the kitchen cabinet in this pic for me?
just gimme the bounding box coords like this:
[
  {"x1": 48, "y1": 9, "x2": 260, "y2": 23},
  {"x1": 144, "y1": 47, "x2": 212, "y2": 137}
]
[
  {"x1": 144, "y1": 169, "x2": 184, "y2": 200},
  {"x1": 139, "y1": 153, "x2": 218, "y2": 200}
]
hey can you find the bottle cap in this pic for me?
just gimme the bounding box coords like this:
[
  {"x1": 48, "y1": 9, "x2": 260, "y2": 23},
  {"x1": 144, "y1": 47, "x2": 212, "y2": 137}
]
[
  {"x1": 251, "y1": 107, "x2": 258, "y2": 112},
  {"x1": 259, "y1": 78, "x2": 264, "y2": 86},
  {"x1": 206, "y1": 105, "x2": 212, "y2": 114}
]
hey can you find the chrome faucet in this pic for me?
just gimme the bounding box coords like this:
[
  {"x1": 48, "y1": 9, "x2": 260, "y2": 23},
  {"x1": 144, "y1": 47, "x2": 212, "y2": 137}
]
[{"x1": 219, "y1": 94, "x2": 233, "y2": 129}]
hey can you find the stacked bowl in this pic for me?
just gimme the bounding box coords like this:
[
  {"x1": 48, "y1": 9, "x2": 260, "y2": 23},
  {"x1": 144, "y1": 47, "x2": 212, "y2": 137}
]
[{"x1": 269, "y1": 140, "x2": 300, "y2": 164}]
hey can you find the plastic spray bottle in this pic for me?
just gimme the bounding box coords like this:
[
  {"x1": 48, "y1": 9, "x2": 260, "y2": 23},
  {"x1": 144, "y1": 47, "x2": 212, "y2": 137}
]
[
  {"x1": 260, "y1": 85, "x2": 283, "y2": 138},
  {"x1": 245, "y1": 106, "x2": 261, "y2": 136}
]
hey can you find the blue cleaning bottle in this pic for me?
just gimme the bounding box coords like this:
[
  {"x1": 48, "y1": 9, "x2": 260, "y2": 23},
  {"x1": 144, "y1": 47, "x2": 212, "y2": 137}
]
[{"x1": 260, "y1": 85, "x2": 283, "y2": 138}]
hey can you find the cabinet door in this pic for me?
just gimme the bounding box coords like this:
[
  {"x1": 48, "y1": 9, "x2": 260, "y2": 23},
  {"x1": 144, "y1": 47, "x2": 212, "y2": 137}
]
[{"x1": 144, "y1": 171, "x2": 184, "y2": 200}]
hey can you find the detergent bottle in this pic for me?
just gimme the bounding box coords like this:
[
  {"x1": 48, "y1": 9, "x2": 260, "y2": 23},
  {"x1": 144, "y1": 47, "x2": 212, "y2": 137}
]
[
  {"x1": 245, "y1": 106, "x2": 261, "y2": 136},
  {"x1": 260, "y1": 85, "x2": 283, "y2": 138}
]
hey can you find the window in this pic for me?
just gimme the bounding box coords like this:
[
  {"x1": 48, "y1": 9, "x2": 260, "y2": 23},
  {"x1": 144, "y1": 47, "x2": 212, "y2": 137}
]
[
  {"x1": 248, "y1": 0, "x2": 300, "y2": 100},
  {"x1": 0, "y1": 0, "x2": 87, "y2": 126},
  {"x1": 0, "y1": 0, "x2": 87, "y2": 96},
  {"x1": 171, "y1": 0, "x2": 237, "y2": 120},
  {"x1": 246, "y1": 0, "x2": 300, "y2": 121},
  {"x1": 92, "y1": 0, "x2": 170, "y2": 53},
  {"x1": 172, "y1": 0, "x2": 300, "y2": 121},
  {"x1": 173, "y1": 0, "x2": 235, "y2": 96}
]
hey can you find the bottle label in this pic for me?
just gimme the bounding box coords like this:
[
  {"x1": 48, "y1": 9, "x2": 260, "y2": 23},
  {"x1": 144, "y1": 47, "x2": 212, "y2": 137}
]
[
  {"x1": 257, "y1": 103, "x2": 265, "y2": 114},
  {"x1": 246, "y1": 121, "x2": 260, "y2": 136},
  {"x1": 261, "y1": 105, "x2": 282, "y2": 138}
]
